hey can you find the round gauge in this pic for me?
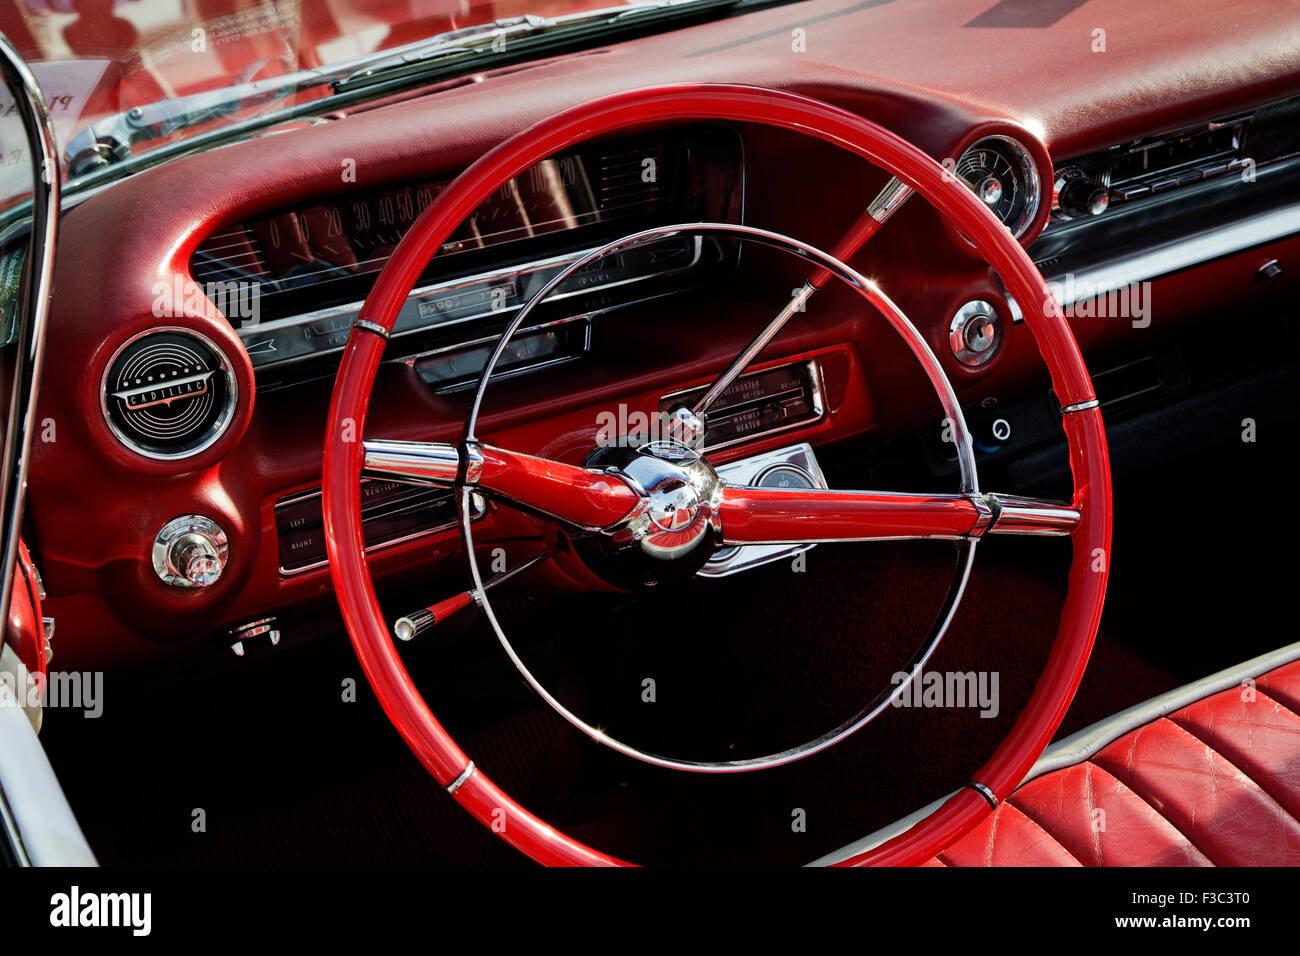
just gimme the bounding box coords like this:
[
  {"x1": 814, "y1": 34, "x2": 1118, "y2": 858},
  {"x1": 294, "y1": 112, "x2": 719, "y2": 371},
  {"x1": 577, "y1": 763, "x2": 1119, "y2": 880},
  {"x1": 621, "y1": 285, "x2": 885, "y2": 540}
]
[
  {"x1": 756, "y1": 464, "x2": 815, "y2": 490},
  {"x1": 954, "y1": 135, "x2": 1042, "y2": 239}
]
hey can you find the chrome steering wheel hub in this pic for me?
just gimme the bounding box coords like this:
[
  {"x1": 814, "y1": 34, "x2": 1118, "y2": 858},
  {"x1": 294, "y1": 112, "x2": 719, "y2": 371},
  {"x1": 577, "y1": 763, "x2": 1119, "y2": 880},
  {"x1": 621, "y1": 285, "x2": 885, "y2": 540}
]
[{"x1": 578, "y1": 437, "x2": 724, "y2": 585}]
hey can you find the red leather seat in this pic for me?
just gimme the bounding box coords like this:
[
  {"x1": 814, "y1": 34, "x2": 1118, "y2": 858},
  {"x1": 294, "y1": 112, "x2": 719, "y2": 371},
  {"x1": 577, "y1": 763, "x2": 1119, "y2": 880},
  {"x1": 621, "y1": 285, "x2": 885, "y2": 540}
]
[{"x1": 925, "y1": 659, "x2": 1300, "y2": 866}]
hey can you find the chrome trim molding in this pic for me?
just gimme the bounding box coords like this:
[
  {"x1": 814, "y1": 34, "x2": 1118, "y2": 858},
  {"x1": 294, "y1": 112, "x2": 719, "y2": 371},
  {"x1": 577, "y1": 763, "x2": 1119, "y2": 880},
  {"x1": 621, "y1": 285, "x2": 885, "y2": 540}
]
[
  {"x1": 353, "y1": 319, "x2": 390, "y2": 340},
  {"x1": 275, "y1": 481, "x2": 484, "y2": 577},
  {"x1": 0, "y1": 35, "x2": 59, "y2": 645},
  {"x1": 867, "y1": 176, "x2": 914, "y2": 223},
  {"x1": 660, "y1": 359, "x2": 826, "y2": 453},
  {"x1": 233, "y1": 236, "x2": 704, "y2": 362},
  {"x1": 1060, "y1": 398, "x2": 1100, "y2": 414},
  {"x1": 968, "y1": 494, "x2": 995, "y2": 537},
  {"x1": 446, "y1": 761, "x2": 476, "y2": 794},
  {"x1": 362, "y1": 439, "x2": 461, "y2": 484},
  {"x1": 966, "y1": 781, "x2": 999, "y2": 809},
  {"x1": 987, "y1": 494, "x2": 1080, "y2": 536},
  {"x1": 1011, "y1": 201, "x2": 1300, "y2": 324},
  {"x1": 700, "y1": 443, "x2": 826, "y2": 578}
]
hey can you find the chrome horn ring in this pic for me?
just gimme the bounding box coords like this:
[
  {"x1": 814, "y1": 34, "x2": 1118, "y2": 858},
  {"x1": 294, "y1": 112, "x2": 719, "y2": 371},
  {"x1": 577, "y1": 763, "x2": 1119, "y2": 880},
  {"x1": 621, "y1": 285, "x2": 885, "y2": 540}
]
[{"x1": 460, "y1": 223, "x2": 981, "y2": 772}]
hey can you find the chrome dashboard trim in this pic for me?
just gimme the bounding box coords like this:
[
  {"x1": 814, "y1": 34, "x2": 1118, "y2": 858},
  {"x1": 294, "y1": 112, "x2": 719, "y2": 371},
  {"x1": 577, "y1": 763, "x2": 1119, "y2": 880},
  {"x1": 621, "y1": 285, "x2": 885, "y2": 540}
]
[
  {"x1": 232, "y1": 235, "x2": 705, "y2": 365},
  {"x1": 274, "y1": 478, "x2": 484, "y2": 577},
  {"x1": 1010, "y1": 200, "x2": 1300, "y2": 323},
  {"x1": 401, "y1": 313, "x2": 593, "y2": 395},
  {"x1": 660, "y1": 359, "x2": 826, "y2": 453}
]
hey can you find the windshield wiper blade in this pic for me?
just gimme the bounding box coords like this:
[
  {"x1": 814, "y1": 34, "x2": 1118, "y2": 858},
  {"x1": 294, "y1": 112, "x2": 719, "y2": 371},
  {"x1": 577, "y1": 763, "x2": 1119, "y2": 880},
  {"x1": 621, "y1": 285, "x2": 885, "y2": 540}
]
[
  {"x1": 62, "y1": 0, "x2": 744, "y2": 180},
  {"x1": 334, "y1": 2, "x2": 734, "y2": 92}
]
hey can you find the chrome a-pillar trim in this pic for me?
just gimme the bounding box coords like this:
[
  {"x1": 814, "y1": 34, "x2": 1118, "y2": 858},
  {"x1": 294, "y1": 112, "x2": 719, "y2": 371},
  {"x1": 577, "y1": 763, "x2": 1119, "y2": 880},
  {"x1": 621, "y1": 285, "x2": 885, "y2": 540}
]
[
  {"x1": 361, "y1": 439, "x2": 482, "y2": 486},
  {"x1": 0, "y1": 37, "x2": 59, "y2": 657}
]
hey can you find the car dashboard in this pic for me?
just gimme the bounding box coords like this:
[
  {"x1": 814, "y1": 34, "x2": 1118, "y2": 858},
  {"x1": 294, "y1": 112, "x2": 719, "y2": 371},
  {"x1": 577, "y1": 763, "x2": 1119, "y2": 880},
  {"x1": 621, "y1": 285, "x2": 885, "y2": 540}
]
[{"x1": 22, "y1": 0, "x2": 1300, "y2": 670}]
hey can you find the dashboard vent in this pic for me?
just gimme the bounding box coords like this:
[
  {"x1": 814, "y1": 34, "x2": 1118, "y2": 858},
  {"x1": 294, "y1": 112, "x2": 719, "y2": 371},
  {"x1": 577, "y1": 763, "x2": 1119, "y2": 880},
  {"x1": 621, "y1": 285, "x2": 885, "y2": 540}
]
[{"x1": 100, "y1": 329, "x2": 237, "y2": 460}]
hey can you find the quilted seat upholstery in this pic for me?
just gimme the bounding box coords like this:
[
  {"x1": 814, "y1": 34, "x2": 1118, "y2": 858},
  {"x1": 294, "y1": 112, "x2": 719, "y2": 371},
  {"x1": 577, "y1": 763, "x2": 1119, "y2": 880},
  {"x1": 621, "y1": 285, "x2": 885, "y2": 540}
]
[{"x1": 925, "y1": 659, "x2": 1300, "y2": 866}]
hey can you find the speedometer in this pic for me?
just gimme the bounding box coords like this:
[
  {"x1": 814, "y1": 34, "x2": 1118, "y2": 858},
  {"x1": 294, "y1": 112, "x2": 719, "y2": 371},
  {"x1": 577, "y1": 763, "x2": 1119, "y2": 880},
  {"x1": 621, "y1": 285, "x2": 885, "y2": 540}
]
[{"x1": 954, "y1": 135, "x2": 1041, "y2": 239}]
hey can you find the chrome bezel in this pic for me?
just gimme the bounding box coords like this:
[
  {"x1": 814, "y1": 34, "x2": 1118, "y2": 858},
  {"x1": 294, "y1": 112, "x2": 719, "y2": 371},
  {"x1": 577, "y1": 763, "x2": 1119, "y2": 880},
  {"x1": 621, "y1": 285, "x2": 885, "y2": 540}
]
[
  {"x1": 948, "y1": 299, "x2": 1001, "y2": 368},
  {"x1": 958, "y1": 134, "x2": 1042, "y2": 240},
  {"x1": 151, "y1": 513, "x2": 228, "y2": 589},
  {"x1": 99, "y1": 326, "x2": 239, "y2": 461},
  {"x1": 659, "y1": 359, "x2": 826, "y2": 453}
]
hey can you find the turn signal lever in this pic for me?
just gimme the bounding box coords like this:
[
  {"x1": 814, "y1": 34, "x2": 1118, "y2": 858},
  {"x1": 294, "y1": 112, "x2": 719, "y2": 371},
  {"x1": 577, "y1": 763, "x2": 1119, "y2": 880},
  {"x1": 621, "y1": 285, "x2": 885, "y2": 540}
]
[{"x1": 392, "y1": 550, "x2": 549, "y2": 641}]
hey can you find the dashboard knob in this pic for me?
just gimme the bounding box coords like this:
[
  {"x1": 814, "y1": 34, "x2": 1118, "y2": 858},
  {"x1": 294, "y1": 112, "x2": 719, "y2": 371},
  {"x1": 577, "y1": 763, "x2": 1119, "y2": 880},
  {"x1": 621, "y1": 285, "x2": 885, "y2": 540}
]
[
  {"x1": 1056, "y1": 177, "x2": 1109, "y2": 219},
  {"x1": 152, "y1": 515, "x2": 229, "y2": 589}
]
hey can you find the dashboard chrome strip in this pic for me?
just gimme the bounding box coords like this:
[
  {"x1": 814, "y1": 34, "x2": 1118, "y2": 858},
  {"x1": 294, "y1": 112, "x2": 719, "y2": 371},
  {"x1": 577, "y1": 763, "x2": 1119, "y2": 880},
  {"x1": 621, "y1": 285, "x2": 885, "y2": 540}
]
[
  {"x1": 232, "y1": 235, "x2": 704, "y2": 346},
  {"x1": 1011, "y1": 200, "x2": 1300, "y2": 322},
  {"x1": 274, "y1": 479, "x2": 484, "y2": 576},
  {"x1": 661, "y1": 359, "x2": 826, "y2": 453}
]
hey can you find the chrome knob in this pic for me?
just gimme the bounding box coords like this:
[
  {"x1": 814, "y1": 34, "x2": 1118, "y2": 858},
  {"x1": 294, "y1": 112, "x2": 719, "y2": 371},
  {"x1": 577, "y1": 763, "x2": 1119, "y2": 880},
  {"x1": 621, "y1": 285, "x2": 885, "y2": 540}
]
[
  {"x1": 152, "y1": 515, "x2": 229, "y2": 589},
  {"x1": 1055, "y1": 174, "x2": 1109, "y2": 220}
]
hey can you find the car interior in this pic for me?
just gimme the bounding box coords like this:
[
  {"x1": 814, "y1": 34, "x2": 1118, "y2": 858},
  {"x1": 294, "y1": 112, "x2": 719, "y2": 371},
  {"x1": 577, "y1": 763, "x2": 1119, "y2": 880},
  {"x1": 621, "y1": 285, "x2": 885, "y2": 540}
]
[{"x1": 0, "y1": 0, "x2": 1298, "y2": 871}]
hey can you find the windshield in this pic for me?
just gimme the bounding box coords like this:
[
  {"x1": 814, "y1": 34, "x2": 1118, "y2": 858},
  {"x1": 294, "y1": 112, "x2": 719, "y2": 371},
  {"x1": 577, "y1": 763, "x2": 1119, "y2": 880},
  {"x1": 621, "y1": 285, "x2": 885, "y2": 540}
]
[{"x1": 0, "y1": 0, "x2": 674, "y2": 181}]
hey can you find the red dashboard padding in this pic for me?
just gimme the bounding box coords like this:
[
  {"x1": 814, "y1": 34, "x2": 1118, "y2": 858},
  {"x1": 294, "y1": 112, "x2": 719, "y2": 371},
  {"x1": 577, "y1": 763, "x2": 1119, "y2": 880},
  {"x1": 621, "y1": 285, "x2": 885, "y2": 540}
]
[{"x1": 926, "y1": 660, "x2": 1300, "y2": 866}]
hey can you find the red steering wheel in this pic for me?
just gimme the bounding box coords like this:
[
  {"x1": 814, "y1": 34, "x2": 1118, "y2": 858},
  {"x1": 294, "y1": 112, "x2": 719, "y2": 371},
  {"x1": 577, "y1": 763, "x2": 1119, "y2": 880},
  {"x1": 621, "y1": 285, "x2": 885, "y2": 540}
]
[{"x1": 322, "y1": 84, "x2": 1112, "y2": 866}]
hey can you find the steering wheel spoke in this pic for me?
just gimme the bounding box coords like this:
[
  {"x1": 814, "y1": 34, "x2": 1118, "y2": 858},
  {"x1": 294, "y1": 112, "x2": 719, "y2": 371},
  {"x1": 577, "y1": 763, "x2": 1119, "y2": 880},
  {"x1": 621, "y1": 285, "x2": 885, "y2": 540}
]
[
  {"x1": 717, "y1": 486, "x2": 1077, "y2": 545},
  {"x1": 363, "y1": 438, "x2": 639, "y2": 529}
]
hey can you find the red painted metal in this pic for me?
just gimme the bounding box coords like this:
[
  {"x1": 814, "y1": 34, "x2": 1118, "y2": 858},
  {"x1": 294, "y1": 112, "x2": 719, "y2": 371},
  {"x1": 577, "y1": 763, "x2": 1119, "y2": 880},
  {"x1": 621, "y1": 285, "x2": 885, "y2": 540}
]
[
  {"x1": 323, "y1": 84, "x2": 1111, "y2": 867},
  {"x1": 451, "y1": 772, "x2": 630, "y2": 866},
  {"x1": 423, "y1": 591, "x2": 475, "y2": 624},
  {"x1": 6, "y1": 539, "x2": 47, "y2": 678},
  {"x1": 809, "y1": 209, "x2": 884, "y2": 289},
  {"x1": 478, "y1": 446, "x2": 639, "y2": 529},
  {"x1": 719, "y1": 487, "x2": 980, "y2": 544}
]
